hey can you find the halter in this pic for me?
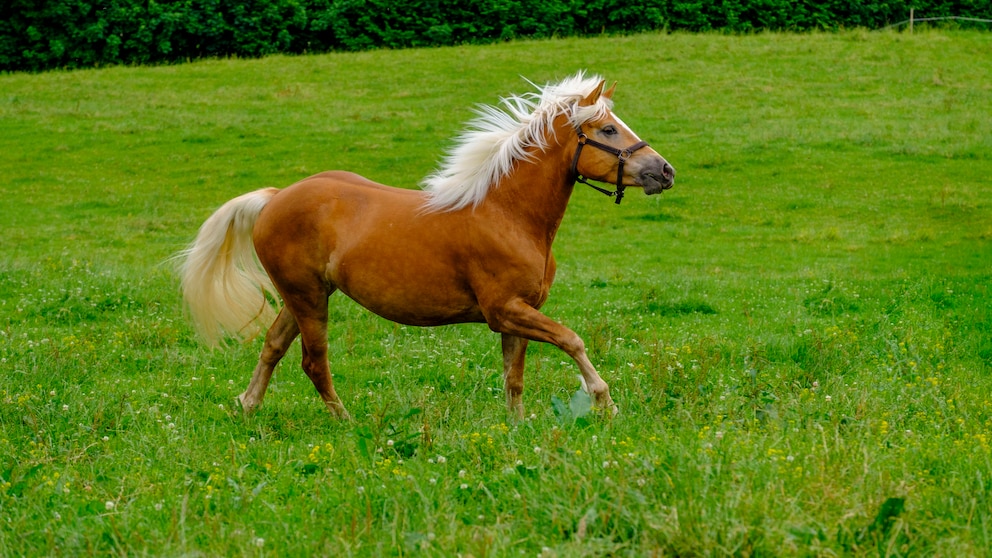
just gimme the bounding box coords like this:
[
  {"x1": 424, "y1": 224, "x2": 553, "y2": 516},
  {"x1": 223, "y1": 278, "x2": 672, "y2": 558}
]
[{"x1": 570, "y1": 132, "x2": 649, "y2": 205}]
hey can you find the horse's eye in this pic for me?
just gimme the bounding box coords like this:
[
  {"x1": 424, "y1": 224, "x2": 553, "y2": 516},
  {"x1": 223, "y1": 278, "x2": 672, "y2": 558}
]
[{"x1": 602, "y1": 125, "x2": 618, "y2": 136}]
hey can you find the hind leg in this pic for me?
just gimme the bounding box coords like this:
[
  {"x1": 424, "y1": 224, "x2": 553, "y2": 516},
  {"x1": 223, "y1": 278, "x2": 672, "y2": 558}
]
[
  {"x1": 238, "y1": 308, "x2": 300, "y2": 412},
  {"x1": 286, "y1": 291, "x2": 351, "y2": 419}
]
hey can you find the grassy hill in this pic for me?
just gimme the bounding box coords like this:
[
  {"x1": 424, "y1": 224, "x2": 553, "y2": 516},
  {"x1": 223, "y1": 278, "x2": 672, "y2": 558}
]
[{"x1": 1, "y1": 30, "x2": 990, "y2": 555}]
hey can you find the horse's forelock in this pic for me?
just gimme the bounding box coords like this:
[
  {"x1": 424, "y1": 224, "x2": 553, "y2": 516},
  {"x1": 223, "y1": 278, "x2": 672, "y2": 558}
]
[{"x1": 569, "y1": 98, "x2": 614, "y2": 129}]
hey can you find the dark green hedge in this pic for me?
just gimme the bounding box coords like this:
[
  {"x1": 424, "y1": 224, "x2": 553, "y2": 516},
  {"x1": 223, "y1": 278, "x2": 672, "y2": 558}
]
[{"x1": 2, "y1": 0, "x2": 989, "y2": 72}]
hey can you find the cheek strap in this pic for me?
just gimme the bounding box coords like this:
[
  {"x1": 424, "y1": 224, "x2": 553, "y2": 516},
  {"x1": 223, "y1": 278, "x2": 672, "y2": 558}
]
[{"x1": 570, "y1": 132, "x2": 649, "y2": 205}]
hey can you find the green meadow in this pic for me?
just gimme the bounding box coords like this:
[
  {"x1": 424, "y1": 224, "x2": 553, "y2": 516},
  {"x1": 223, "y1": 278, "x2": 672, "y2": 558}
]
[{"x1": 1, "y1": 30, "x2": 991, "y2": 556}]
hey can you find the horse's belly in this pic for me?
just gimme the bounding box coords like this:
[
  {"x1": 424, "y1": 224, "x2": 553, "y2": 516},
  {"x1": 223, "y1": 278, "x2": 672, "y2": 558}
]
[
  {"x1": 342, "y1": 283, "x2": 485, "y2": 326},
  {"x1": 363, "y1": 302, "x2": 485, "y2": 327},
  {"x1": 329, "y1": 254, "x2": 484, "y2": 326}
]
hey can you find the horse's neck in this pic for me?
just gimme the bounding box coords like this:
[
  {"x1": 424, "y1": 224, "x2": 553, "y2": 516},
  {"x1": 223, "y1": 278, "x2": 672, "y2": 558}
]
[{"x1": 481, "y1": 136, "x2": 576, "y2": 245}]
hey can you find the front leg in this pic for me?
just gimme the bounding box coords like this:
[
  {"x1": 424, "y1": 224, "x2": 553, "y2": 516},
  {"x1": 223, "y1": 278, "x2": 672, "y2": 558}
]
[
  {"x1": 501, "y1": 333, "x2": 528, "y2": 419},
  {"x1": 487, "y1": 299, "x2": 617, "y2": 416}
]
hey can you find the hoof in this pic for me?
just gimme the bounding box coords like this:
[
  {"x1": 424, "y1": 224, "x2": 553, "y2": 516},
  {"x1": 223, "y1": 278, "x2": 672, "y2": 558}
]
[
  {"x1": 237, "y1": 392, "x2": 259, "y2": 414},
  {"x1": 594, "y1": 395, "x2": 618, "y2": 418},
  {"x1": 506, "y1": 396, "x2": 525, "y2": 421},
  {"x1": 326, "y1": 401, "x2": 352, "y2": 420}
]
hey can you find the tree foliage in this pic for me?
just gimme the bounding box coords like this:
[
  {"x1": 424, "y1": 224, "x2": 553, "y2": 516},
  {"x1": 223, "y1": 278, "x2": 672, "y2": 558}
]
[{"x1": 1, "y1": 0, "x2": 988, "y2": 71}]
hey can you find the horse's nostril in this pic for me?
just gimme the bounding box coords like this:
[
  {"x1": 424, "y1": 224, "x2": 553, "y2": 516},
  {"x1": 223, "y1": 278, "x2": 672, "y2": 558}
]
[{"x1": 663, "y1": 163, "x2": 675, "y2": 179}]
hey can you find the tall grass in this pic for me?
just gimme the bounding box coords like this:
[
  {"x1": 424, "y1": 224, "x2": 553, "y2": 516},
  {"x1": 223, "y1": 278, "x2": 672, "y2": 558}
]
[{"x1": 1, "y1": 30, "x2": 991, "y2": 556}]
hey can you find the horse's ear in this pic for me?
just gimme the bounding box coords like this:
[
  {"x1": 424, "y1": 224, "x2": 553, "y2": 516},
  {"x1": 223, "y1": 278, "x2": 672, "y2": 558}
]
[
  {"x1": 578, "y1": 79, "x2": 607, "y2": 107},
  {"x1": 603, "y1": 81, "x2": 617, "y2": 100}
]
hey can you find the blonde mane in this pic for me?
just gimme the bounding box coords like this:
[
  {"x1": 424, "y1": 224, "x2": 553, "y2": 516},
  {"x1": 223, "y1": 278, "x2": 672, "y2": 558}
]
[{"x1": 421, "y1": 72, "x2": 613, "y2": 212}]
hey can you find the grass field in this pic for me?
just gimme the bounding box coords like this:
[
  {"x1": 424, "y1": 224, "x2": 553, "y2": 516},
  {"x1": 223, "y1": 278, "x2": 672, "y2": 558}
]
[{"x1": 2, "y1": 30, "x2": 991, "y2": 556}]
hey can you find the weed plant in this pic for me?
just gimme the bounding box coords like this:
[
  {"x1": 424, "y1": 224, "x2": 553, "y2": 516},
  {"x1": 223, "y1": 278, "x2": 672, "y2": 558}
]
[{"x1": 1, "y1": 30, "x2": 991, "y2": 556}]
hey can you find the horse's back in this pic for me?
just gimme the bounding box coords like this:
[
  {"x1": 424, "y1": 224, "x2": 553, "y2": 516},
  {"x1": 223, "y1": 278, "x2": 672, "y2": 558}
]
[
  {"x1": 255, "y1": 168, "x2": 427, "y2": 253},
  {"x1": 293, "y1": 170, "x2": 423, "y2": 198},
  {"x1": 255, "y1": 170, "x2": 426, "y2": 244}
]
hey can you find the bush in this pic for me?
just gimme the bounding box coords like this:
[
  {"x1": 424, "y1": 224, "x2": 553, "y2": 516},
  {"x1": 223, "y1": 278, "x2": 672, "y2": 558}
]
[
  {"x1": 1, "y1": 0, "x2": 989, "y2": 72},
  {"x1": 0, "y1": 0, "x2": 309, "y2": 71}
]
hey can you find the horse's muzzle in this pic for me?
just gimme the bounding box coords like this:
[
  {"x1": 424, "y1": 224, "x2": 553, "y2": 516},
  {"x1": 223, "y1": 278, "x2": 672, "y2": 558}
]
[{"x1": 640, "y1": 162, "x2": 675, "y2": 195}]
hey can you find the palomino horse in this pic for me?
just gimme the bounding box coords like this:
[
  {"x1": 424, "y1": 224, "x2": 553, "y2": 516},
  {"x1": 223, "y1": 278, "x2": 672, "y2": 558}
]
[{"x1": 180, "y1": 73, "x2": 674, "y2": 419}]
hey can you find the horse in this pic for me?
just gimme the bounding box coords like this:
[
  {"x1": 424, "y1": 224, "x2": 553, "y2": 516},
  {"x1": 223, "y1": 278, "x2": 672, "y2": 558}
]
[{"x1": 179, "y1": 72, "x2": 675, "y2": 420}]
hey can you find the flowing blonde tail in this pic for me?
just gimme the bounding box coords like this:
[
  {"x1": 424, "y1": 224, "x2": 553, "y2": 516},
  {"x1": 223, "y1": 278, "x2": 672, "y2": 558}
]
[{"x1": 178, "y1": 188, "x2": 280, "y2": 346}]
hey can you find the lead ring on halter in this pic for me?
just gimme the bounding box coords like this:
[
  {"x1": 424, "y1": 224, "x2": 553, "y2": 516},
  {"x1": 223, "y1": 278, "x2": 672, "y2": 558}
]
[{"x1": 570, "y1": 132, "x2": 650, "y2": 205}]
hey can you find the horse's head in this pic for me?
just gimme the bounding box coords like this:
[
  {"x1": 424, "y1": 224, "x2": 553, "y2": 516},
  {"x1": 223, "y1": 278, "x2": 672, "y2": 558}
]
[{"x1": 570, "y1": 81, "x2": 675, "y2": 203}]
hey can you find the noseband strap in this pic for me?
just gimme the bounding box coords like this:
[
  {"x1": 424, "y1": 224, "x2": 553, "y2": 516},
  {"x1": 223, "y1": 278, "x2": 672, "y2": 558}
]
[{"x1": 570, "y1": 133, "x2": 649, "y2": 205}]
